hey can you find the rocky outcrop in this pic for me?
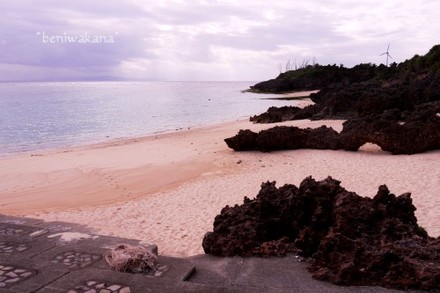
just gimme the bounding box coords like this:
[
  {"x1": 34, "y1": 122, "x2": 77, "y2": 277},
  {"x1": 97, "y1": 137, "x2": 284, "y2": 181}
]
[
  {"x1": 251, "y1": 72, "x2": 440, "y2": 122},
  {"x1": 251, "y1": 45, "x2": 440, "y2": 121},
  {"x1": 225, "y1": 126, "x2": 340, "y2": 152},
  {"x1": 202, "y1": 177, "x2": 440, "y2": 290},
  {"x1": 227, "y1": 104, "x2": 440, "y2": 154},
  {"x1": 249, "y1": 63, "x2": 382, "y2": 93},
  {"x1": 250, "y1": 106, "x2": 302, "y2": 123},
  {"x1": 250, "y1": 105, "x2": 320, "y2": 124},
  {"x1": 338, "y1": 106, "x2": 440, "y2": 154},
  {"x1": 306, "y1": 71, "x2": 440, "y2": 120}
]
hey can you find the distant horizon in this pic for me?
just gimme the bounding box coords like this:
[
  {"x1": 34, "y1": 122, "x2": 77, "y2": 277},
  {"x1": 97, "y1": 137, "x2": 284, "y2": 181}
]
[
  {"x1": 0, "y1": 52, "x2": 428, "y2": 84},
  {"x1": 0, "y1": 79, "x2": 260, "y2": 83}
]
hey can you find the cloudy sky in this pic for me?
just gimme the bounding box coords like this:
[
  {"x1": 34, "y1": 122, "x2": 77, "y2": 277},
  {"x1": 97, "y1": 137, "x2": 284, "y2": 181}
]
[{"x1": 0, "y1": 0, "x2": 438, "y2": 82}]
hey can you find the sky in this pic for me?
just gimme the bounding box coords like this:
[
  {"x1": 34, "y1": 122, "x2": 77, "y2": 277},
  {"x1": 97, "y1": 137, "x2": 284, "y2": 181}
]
[{"x1": 0, "y1": 0, "x2": 438, "y2": 82}]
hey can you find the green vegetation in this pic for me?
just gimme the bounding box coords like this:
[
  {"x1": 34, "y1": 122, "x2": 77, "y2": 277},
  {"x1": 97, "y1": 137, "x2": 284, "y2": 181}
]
[{"x1": 250, "y1": 44, "x2": 440, "y2": 93}]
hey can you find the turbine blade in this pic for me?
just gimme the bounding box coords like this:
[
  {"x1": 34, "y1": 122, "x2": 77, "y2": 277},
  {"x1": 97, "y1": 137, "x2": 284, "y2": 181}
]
[
  {"x1": 387, "y1": 43, "x2": 390, "y2": 51},
  {"x1": 388, "y1": 54, "x2": 393, "y2": 59},
  {"x1": 379, "y1": 53, "x2": 386, "y2": 56}
]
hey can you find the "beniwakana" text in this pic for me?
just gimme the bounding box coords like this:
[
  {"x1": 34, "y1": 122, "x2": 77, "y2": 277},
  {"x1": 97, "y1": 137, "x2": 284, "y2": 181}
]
[{"x1": 37, "y1": 32, "x2": 117, "y2": 44}]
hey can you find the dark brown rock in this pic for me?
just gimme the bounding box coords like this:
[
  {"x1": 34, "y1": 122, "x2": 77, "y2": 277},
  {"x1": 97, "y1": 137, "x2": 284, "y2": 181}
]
[
  {"x1": 227, "y1": 104, "x2": 440, "y2": 154},
  {"x1": 223, "y1": 129, "x2": 258, "y2": 151},
  {"x1": 250, "y1": 45, "x2": 440, "y2": 120},
  {"x1": 250, "y1": 106, "x2": 302, "y2": 123},
  {"x1": 339, "y1": 108, "x2": 440, "y2": 154},
  {"x1": 225, "y1": 126, "x2": 340, "y2": 152},
  {"x1": 249, "y1": 63, "x2": 380, "y2": 94},
  {"x1": 202, "y1": 177, "x2": 440, "y2": 290}
]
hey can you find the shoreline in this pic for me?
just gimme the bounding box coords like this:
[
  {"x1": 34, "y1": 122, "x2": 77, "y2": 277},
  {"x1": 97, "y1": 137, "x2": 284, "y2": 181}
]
[
  {"x1": 1, "y1": 118, "x2": 439, "y2": 257},
  {"x1": 1, "y1": 89, "x2": 314, "y2": 159},
  {"x1": 0, "y1": 116, "x2": 252, "y2": 159}
]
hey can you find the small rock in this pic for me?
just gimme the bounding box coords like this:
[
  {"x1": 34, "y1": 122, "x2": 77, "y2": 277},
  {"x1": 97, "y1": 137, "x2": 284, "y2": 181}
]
[
  {"x1": 107, "y1": 285, "x2": 121, "y2": 291},
  {"x1": 120, "y1": 287, "x2": 131, "y2": 293},
  {"x1": 20, "y1": 272, "x2": 33, "y2": 278},
  {"x1": 5, "y1": 272, "x2": 17, "y2": 278}
]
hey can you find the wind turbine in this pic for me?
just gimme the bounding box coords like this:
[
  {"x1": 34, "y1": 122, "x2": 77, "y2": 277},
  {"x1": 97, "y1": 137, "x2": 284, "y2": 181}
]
[{"x1": 380, "y1": 43, "x2": 393, "y2": 66}]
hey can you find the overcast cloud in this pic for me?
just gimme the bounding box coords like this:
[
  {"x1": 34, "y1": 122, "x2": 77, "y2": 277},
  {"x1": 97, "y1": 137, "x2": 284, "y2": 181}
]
[{"x1": 0, "y1": 0, "x2": 438, "y2": 81}]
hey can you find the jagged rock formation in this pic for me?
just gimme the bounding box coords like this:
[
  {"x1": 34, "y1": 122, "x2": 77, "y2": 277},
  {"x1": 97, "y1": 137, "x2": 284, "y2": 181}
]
[
  {"x1": 338, "y1": 105, "x2": 440, "y2": 154},
  {"x1": 306, "y1": 71, "x2": 440, "y2": 120},
  {"x1": 251, "y1": 72, "x2": 440, "y2": 122},
  {"x1": 228, "y1": 102, "x2": 440, "y2": 155},
  {"x1": 250, "y1": 45, "x2": 440, "y2": 122},
  {"x1": 202, "y1": 177, "x2": 440, "y2": 290},
  {"x1": 225, "y1": 126, "x2": 340, "y2": 152},
  {"x1": 250, "y1": 105, "x2": 318, "y2": 123},
  {"x1": 250, "y1": 106, "x2": 302, "y2": 123}
]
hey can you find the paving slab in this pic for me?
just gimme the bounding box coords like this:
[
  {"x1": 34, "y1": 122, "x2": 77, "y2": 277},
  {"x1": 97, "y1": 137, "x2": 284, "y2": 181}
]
[
  {"x1": 186, "y1": 255, "x2": 424, "y2": 293},
  {"x1": 232, "y1": 255, "x2": 401, "y2": 293},
  {"x1": 0, "y1": 237, "x2": 55, "y2": 260},
  {"x1": 0, "y1": 260, "x2": 68, "y2": 293},
  {"x1": 185, "y1": 255, "x2": 244, "y2": 287},
  {"x1": 43, "y1": 268, "x2": 203, "y2": 293}
]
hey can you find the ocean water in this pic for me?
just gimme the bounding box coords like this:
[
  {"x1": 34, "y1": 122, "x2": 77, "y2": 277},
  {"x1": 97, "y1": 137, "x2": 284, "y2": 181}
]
[{"x1": 0, "y1": 81, "x2": 300, "y2": 155}]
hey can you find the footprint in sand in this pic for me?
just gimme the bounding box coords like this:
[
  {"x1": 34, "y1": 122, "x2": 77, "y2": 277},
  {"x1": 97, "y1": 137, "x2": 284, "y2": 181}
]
[{"x1": 85, "y1": 168, "x2": 133, "y2": 198}]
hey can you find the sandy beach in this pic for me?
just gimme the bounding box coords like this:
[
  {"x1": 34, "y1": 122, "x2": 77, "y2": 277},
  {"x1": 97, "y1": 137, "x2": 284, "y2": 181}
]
[{"x1": 0, "y1": 117, "x2": 439, "y2": 257}]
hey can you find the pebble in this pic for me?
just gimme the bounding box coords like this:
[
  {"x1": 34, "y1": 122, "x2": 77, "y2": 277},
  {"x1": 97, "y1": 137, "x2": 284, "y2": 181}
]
[
  {"x1": 20, "y1": 272, "x2": 33, "y2": 278},
  {"x1": 0, "y1": 228, "x2": 25, "y2": 236},
  {"x1": 5, "y1": 272, "x2": 17, "y2": 278},
  {"x1": 70, "y1": 281, "x2": 131, "y2": 293},
  {"x1": 0, "y1": 242, "x2": 29, "y2": 254},
  {"x1": 52, "y1": 251, "x2": 101, "y2": 269},
  {"x1": 29, "y1": 229, "x2": 49, "y2": 238},
  {"x1": 0, "y1": 264, "x2": 35, "y2": 288}
]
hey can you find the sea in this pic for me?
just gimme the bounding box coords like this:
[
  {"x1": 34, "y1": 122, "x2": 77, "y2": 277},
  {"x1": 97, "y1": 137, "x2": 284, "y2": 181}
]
[{"x1": 0, "y1": 81, "x2": 301, "y2": 156}]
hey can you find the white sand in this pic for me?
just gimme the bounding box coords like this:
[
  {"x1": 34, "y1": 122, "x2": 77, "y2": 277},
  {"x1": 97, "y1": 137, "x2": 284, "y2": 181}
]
[{"x1": 0, "y1": 119, "x2": 439, "y2": 257}]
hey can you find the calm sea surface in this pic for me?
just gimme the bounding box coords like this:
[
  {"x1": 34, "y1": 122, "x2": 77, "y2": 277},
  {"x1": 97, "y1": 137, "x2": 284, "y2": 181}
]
[{"x1": 0, "y1": 81, "x2": 300, "y2": 155}]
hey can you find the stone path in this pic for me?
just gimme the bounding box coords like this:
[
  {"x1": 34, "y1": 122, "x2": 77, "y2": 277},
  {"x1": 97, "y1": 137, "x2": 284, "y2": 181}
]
[{"x1": 0, "y1": 214, "x2": 423, "y2": 293}]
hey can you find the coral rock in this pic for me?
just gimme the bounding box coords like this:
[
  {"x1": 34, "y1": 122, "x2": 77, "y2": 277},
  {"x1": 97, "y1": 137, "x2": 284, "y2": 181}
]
[{"x1": 202, "y1": 176, "x2": 440, "y2": 290}]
